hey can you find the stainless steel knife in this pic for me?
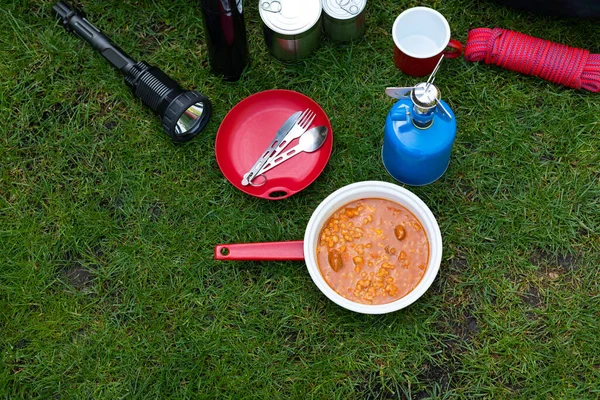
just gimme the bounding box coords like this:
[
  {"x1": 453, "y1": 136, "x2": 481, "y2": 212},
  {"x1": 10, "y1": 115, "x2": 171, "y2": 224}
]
[{"x1": 241, "y1": 111, "x2": 302, "y2": 186}]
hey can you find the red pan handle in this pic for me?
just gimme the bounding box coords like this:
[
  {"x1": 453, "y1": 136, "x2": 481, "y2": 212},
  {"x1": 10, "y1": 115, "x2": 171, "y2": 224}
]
[{"x1": 214, "y1": 240, "x2": 305, "y2": 261}]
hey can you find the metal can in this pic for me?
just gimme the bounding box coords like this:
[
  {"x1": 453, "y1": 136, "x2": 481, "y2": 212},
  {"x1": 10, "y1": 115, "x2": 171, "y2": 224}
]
[
  {"x1": 259, "y1": 0, "x2": 322, "y2": 62},
  {"x1": 322, "y1": 0, "x2": 366, "y2": 42}
]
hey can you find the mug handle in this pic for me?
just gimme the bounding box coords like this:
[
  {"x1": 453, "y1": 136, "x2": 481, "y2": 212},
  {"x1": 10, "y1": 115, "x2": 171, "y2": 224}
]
[{"x1": 443, "y1": 39, "x2": 463, "y2": 59}]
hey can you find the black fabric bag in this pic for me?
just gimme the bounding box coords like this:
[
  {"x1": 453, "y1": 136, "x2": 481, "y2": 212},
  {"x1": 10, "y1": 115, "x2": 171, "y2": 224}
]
[{"x1": 493, "y1": 0, "x2": 600, "y2": 17}]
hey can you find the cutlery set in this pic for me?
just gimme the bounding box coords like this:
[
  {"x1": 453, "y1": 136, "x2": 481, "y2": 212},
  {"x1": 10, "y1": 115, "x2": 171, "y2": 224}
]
[{"x1": 241, "y1": 109, "x2": 328, "y2": 187}]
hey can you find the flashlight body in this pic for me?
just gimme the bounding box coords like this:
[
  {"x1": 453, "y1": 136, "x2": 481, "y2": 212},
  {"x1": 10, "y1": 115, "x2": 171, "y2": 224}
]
[
  {"x1": 54, "y1": 2, "x2": 185, "y2": 116},
  {"x1": 53, "y1": 1, "x2": 212, "y2": 142},
  {"x1": 53, "y1": 1, "x2": 135, "y2": 73},
  {"x1": 125, "y1": 62, "x2": 181, "y2": 115},
  {"x1": 200, "y1": 0, "x2": 249, "y2": 81}
]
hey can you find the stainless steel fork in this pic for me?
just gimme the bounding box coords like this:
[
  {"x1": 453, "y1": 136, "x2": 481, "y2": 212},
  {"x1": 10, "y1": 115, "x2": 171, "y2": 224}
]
[{"x1": 263, "y1": 108, "x2": 316, "y2": 167}]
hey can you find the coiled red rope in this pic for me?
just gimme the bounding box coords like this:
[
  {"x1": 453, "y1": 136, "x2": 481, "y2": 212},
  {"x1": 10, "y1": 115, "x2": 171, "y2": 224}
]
[{"x1": 464, "y1": 27, "x2": 600, "y2": 92}]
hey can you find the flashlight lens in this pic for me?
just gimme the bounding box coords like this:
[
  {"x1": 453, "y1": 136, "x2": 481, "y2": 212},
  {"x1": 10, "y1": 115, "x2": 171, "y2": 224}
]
[
  {"x1": 175, "y1": 102, "x2": 206, "y2": 135},
  {"x1": 162, "y1": 91, "x2": 211, "y2": 142}
]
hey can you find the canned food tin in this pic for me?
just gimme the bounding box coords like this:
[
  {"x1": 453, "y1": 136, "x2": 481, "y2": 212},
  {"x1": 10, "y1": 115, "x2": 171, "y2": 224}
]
[
  {"x1": 259, "y1": 0, "x2": 322, "y2": 62},
  {"x1": 322, "y1": 0, "x2": 366, "y2": 42}
]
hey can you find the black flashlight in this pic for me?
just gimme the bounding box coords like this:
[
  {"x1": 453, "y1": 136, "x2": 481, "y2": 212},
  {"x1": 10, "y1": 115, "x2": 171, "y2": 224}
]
[{"x1": 53, "y1": 1, "x2": 212, "y2": 143}]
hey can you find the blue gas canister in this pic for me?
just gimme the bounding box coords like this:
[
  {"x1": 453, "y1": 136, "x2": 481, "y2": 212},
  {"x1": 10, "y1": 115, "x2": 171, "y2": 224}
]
[{"x1": 382, "y1": 82, "x2": 456, "y2": 186}]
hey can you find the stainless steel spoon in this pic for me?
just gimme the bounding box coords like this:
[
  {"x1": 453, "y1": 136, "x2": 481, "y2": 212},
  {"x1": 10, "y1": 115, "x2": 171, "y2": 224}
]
[{"x1": 250, "y1": 125, "x2": 328, "y2": 186}]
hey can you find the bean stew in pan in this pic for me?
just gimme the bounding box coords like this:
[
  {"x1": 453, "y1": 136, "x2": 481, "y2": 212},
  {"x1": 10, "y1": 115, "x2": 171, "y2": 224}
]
[{"x1": 316, "y1": 198, "x2": 430, "y2": 305}]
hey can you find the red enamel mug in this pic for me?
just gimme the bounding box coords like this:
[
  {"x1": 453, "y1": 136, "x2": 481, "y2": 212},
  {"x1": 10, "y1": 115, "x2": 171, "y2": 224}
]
[{"x1": 392, "y1": 7, "x2": 462, "y2": 77}]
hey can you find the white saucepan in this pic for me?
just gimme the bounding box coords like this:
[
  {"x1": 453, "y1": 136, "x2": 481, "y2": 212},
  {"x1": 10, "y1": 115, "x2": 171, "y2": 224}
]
[{"x1": 215, "y1": 181, "x2": 442, "y2": 314}]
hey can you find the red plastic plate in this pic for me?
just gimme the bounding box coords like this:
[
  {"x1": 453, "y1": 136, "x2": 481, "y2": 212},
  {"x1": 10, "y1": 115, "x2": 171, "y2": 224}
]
[{"x1": 215, "y1": 89, "x2": 333, "y2": 200}]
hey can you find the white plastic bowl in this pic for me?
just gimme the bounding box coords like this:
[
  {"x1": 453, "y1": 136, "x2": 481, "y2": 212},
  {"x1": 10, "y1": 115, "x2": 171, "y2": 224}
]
[{"x1": 303, "y1": 181, "x2": 442, "y2": 314}]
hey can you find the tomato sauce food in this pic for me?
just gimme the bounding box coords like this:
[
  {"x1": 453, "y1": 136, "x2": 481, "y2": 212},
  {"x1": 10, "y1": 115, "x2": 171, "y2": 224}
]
[{"x1": 316, "y1": 198, "x2": 430, "y2": 305}]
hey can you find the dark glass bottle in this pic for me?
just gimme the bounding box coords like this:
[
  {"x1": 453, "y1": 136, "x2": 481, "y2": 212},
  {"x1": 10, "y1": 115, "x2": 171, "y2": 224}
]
[{"x1": 200, "y1": 0, "x2": 249, "y2": 81}]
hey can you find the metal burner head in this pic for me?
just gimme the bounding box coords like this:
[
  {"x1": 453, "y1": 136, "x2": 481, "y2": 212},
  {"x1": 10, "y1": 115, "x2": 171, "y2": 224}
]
[{"x1": 411, "y1": 82, "x2": 441, "y2": 112}]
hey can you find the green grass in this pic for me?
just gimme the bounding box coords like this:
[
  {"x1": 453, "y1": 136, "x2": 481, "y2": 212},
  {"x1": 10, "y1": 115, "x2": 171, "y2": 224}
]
[{"x1": 1, "y1": 0, "x2": 599, "y2": 398}]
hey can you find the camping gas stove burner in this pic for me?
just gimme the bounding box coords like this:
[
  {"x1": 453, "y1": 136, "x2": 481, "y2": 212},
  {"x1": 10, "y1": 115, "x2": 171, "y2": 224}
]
[{"x1": 382, "y1": 56, "x2": 457, "y2": 186}]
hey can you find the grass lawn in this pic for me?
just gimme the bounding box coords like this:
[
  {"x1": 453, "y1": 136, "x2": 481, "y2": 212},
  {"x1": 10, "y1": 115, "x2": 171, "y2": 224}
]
[{"x1": 1, "y1": 0, "x2": 599, "y2": 398}]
